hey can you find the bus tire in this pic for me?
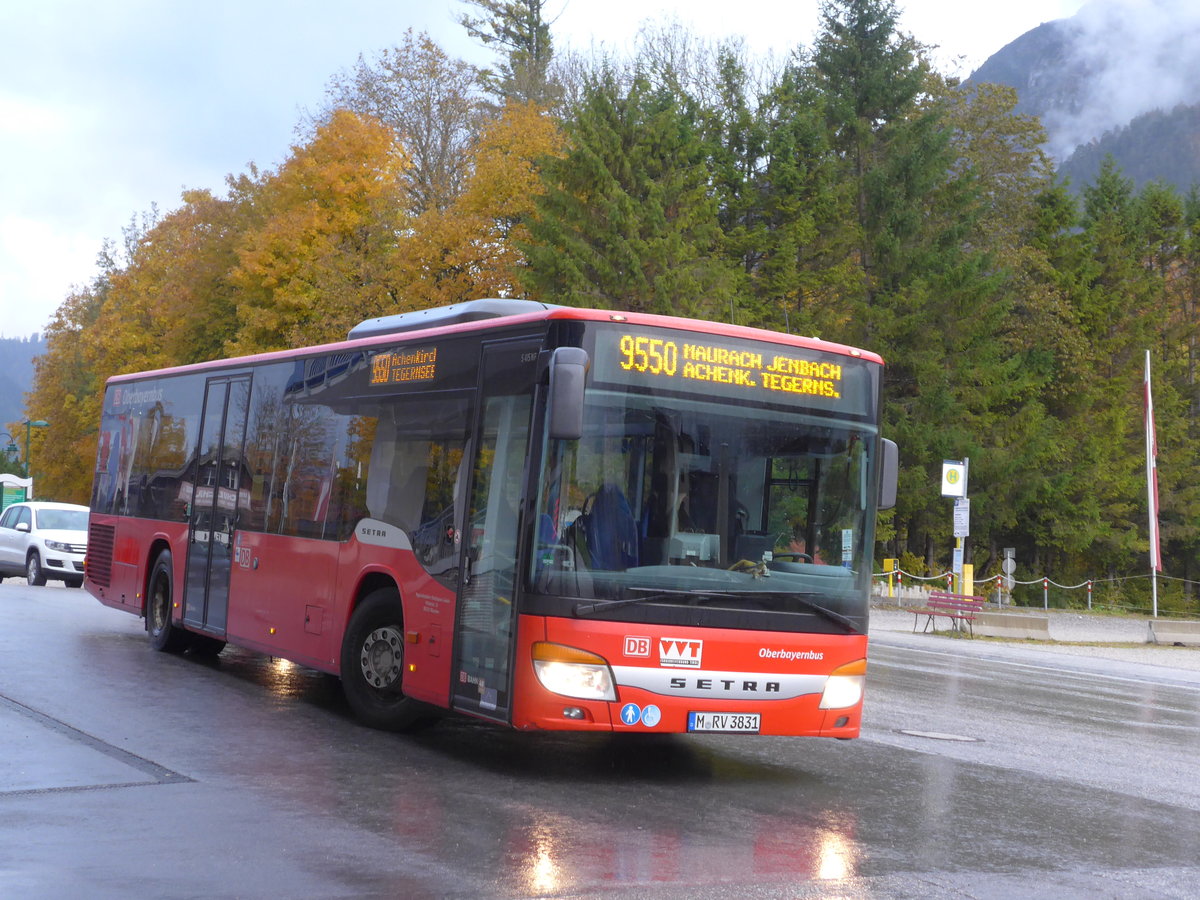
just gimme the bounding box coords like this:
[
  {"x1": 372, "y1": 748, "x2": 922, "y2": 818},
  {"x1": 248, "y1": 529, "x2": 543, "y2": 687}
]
[
  {"x1": 147, "y1": 550, "x2": 191, "y2": 654},
  {"x1": 340, "y1": 587, "x2": 424, "y2": 731}
]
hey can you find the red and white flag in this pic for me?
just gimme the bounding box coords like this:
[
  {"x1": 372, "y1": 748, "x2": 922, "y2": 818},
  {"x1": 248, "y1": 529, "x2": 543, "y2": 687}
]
[{"x1": 1145, "y1": 351, "x2": 1162, "y2": 572}]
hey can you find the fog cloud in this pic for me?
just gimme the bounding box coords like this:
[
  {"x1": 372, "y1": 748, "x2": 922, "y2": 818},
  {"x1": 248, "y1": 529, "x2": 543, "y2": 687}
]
[{"x1": 1045, "y1": 0, "x2": 1200, "y2": 158}]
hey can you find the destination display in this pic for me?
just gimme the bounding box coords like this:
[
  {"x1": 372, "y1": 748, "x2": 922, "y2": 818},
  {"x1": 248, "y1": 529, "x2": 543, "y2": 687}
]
[
  {"x1": 590, "y1": 327, "x2": 876, "y2": 414},
  {"x1": 370, "y1": 346, "x2": 439, "y2": 386}
]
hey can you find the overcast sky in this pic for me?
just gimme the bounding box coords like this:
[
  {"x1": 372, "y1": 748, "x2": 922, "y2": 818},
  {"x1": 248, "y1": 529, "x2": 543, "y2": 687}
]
[{"x1": 0, "y1": 0, "x2": 1087, "y2": 339}]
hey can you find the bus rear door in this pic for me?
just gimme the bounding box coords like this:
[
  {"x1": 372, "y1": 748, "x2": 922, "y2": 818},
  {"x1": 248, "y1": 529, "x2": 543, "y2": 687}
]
[{"x1": 183, "y1": 374, "x2": 251, "y2": 636}]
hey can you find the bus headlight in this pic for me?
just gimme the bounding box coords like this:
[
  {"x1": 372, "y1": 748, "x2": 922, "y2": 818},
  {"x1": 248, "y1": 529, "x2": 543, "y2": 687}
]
[
  {"x1": 819, "y1": 658, "x2": 866, "y2": 709},
  {"x1": 532, "y1": 642, "x2": 617, "y2": 702}
]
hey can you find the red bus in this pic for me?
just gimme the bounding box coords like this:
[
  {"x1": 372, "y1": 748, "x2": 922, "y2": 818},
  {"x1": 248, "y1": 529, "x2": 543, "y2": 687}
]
[{"x1": 86, "y1": 299, "x2": 896, "y2": 736}]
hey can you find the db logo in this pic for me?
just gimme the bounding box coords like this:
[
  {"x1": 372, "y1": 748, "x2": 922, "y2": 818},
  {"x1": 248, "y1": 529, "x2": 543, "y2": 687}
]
[{"x1": 623, "y1": 636, "x2": 651, "y2": 657}]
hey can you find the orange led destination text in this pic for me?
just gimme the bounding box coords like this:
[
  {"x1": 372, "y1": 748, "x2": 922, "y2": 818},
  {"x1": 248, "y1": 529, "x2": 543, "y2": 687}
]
[
  {"x1": 371, "y1": 347, "x2": 439, "y2": 385},
  {"x1": 617, "y1": 333, "x2": 841, "y2": 399}
]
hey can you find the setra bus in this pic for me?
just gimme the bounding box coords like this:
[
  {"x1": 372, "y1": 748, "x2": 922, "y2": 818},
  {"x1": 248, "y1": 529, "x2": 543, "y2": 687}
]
[{"x1": 85, "y1": 299, "x2": 897, "y2": 736}]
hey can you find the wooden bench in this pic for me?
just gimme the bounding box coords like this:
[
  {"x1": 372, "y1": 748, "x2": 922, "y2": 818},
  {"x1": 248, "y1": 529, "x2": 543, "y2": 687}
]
[{"x1": 912, "y1": 591, "x2": 985, "y2": 637}]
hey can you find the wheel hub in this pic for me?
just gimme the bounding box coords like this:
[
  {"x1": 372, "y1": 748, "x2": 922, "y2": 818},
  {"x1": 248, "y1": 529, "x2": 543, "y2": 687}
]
[
  {"x1": 360, "y1": 627, "x2": 403, "y2": 690},
  {"x1": 151, "y1": 582, "x2": 168, "y2": 632}
]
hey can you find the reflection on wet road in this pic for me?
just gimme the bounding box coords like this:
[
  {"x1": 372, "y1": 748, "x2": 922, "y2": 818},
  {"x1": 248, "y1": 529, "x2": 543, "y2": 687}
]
[{"x1": 3, "y1": 586, "x2": 1200, "y2": 898}]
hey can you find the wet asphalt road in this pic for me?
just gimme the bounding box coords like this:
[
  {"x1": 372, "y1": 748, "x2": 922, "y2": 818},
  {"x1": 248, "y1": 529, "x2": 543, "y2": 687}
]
[{"x1": 2, "y1": 582, "x2": 1199, "y2": 899}]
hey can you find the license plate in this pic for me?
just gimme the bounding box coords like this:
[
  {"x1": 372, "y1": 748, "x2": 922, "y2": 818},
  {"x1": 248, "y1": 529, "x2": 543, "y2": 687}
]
[{"x1": 687, "y1": 712, "x2": 760, "y2": 733}]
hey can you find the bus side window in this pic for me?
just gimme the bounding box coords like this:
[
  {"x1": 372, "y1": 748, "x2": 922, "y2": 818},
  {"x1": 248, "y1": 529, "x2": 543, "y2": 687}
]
[
  {"x1": 362, "y1": 406, "x2": 468, "y2": 584},
  {"x1": 365, "y1": 418, "x2": 427, "y2": 532}
]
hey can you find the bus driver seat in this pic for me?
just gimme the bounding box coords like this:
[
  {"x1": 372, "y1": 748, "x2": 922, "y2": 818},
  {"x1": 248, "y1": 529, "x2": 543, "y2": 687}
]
[{"x1": 576, "y1": 483, "x2": 639, "y2": 571}]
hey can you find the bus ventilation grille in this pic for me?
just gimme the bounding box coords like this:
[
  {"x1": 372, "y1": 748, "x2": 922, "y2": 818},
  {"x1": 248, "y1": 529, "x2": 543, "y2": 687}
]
[{"x1": 87, "y1": 523, "x2": 115, "y2": 587}]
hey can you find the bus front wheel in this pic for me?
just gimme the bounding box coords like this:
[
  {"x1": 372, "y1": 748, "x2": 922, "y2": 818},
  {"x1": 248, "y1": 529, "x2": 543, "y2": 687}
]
[
  {"x1": 147, "y1": 551, "x2": 191, "y2": 653},
  {"x1": 340, "y1": 588, "x2": 424, "y2": 731}
]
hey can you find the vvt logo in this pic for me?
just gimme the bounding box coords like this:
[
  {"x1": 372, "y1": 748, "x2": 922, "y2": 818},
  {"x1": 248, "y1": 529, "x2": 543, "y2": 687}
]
[{"x1": 659, "y1": 638, "x2": 703, "y2": 668}]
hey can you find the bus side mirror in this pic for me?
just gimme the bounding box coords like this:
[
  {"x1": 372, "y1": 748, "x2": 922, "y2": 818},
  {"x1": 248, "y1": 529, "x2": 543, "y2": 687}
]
[
  {"x1": 878, "y1": 438, "x2": 898, "y2": 510},
  {"x1": 548, "y1": 347, "x2": 589, "y2": 441}
]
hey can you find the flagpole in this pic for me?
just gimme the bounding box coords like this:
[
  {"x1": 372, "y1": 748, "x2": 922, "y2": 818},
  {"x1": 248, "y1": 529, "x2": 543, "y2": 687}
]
[{"x1": 1145, "y1": 350, "x2": 1160, "y2": 617}]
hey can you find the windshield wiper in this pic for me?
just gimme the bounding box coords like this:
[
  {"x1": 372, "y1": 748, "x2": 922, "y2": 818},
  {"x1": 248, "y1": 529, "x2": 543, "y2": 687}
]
[
  {"x1": 572, "y1": 588, "x2": 862, "y2": 633},
  {"x1": 572, "y1": 591, "x2": 694, "y2": 617},
  {"x1": 697, "y1": 590, "x2": 863, "y2": 633}
]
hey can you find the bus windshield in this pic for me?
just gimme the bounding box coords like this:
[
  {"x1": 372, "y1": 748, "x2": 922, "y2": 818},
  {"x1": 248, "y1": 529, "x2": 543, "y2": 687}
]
[{"x1": 529, "y1": 387, "x2": 878, "y2": 630}]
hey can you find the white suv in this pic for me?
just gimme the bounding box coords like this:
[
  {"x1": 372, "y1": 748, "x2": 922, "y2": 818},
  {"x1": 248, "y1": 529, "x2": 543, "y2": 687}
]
[{"x1": 0, "y1": 501, "x2": 89, "y2": 587}]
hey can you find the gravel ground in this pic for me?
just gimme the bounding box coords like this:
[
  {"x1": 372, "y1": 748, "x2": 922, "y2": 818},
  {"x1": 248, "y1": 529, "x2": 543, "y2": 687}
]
[{"x1": 870, "y1": 602, "x2": 1200, "y2": 671}]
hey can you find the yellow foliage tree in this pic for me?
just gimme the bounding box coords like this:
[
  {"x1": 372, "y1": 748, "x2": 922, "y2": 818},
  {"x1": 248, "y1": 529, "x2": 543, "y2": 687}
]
[
  {"x1": 394, "y1": 100, "x2": 566, "y2": 306},
  {"x1": 227, "y1": 109, "x2": 412, "y2": 354},
  {"x1": 25, "y1": 286, "x2": 108, "y2": 503},
  {"x1": 25, "y1": 99, "x2": 560, "y2": 501}
]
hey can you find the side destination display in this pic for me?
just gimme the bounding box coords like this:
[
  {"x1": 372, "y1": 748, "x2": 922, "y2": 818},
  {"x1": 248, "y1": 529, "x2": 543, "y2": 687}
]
[
  {"x1": 590, "y1": 327, "x2": 877, "y2": 416},
  {"x1": 370, "y1": 346, "x2": 439, "y2": 386}
]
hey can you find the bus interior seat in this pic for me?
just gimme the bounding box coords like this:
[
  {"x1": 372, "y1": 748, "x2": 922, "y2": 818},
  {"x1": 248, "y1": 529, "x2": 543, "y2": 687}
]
[{"x1": 581, "y1": 483, "x2": 639, "y2": 570}]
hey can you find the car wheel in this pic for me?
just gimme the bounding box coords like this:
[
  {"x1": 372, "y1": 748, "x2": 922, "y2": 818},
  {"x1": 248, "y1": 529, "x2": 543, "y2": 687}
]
[
  {"x1": 340, "y1": 587, "x2": 426, "y2": 731},
  {"x1": 26, "y1": 552, "x2": 47, "y2": 587},
  {"x1": 147, "y1": 550, "x2": 191, "y2": 653}
]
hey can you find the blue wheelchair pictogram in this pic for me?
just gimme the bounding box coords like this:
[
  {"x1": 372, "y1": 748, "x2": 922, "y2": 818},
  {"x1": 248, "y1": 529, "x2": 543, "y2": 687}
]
[
  {"x1": 640, "y1": 705, "x2": 661, "y2": 727},
  {"x1": 620, "y1": 703, "x2": 641, "y2": 725}
]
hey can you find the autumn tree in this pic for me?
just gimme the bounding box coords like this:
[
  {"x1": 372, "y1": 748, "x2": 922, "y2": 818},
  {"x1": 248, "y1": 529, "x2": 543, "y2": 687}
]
[
  {"x1": 24, "y1": 274, "x2": 112, "y2": 503},
  {"x1": 87, "y1": 190, "x2": 251, "y2": 378},
  {"x1": 227, "y1": 110, "x2": 411, "y2": 354},
  {"x1": 393, "y1": 100, "x2": 565, "y2": 306},
  {"x1": 320, "y1": 31, "x2": 481, "y2": 215}
]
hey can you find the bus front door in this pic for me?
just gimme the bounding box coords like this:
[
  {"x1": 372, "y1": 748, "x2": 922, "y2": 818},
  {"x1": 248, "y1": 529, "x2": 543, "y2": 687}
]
[
  {"x1": 183, "y1": 375, "x2": 251, "y2": 636},
  {"x1": 451, "y1": 338, "x2": 539, "y2": 721}
]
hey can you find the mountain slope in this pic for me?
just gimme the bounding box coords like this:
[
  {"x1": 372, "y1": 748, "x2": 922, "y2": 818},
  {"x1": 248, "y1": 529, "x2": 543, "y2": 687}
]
[
  {"x1": 1059, "y1": 103, "x2": 1200, "y2": 192},
  {"x1": 0, "y1": 335, "x2": 44, "y2": 432},
  {"x1": 966, "y1": 0, "x2": 1200, "y2": 191}
]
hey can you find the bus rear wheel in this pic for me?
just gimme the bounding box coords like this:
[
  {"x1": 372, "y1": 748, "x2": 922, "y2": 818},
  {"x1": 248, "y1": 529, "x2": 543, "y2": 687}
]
[
  {"x1": 340, "y1": 588, "x2": 425, "y2": 731},
  {"x1": 147, "y1": 550, "x2": 191, "y2": 653}
]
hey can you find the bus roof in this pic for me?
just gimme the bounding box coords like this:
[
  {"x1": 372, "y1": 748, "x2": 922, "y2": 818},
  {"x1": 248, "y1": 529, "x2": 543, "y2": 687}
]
[{"x1": 105, "y1": 300, "x2": 883, "y2": 384}]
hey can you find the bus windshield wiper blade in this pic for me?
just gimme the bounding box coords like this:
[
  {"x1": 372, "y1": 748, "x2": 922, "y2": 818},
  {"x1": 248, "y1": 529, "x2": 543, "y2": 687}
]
[
  {"x1": 614, "y1": 588, "x2": 859, "y2": 638},
  {"x1": 572, "y1": 588, "x2": 861, "y2": 633},
  {"x1": 680, "y1": 589, "x2": 863, "y2": 634},
  {"x1": 572, "y1": 590, "x2": 695, "y2": 617}
]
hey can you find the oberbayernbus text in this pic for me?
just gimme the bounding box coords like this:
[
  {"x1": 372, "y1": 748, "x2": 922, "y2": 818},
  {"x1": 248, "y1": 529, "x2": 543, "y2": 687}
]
[{"x1": 85, "y1": 299, "x2": 897, "y2": 736}]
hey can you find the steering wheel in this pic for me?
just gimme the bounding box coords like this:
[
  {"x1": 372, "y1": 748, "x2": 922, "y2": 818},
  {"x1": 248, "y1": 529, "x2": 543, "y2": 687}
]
[{"x1": 771, "y1": 551, "x2": 812, "y2": 562}]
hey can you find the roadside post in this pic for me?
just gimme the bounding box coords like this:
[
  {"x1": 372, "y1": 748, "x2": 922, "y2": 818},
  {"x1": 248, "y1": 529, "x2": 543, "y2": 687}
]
[
  {"x1": 1002, "y1": 548, "x2": 1016, "y2": 607},
  {"x1": 941, "y1": 459, "x2": 969, "y2": 594}
]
